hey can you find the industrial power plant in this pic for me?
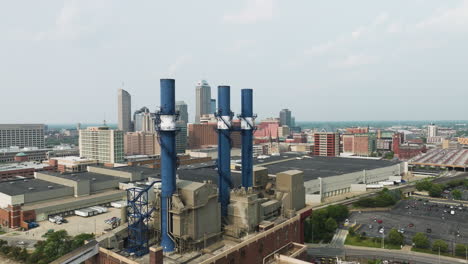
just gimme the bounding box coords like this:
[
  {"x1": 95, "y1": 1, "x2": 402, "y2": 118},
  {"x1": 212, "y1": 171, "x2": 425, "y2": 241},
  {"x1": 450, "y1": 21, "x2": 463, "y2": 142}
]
[{"x1": 67, "y1": 79, "x2": 311, "y2": 264}]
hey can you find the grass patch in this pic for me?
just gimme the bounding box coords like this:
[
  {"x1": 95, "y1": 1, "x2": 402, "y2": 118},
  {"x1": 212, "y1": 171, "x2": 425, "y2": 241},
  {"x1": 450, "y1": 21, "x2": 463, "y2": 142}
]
[
  {"x1": 411, "y1": 247, "x2": 456, "y2": 258},
  {"x1": 345, "y1": 235, "x2": 401, "y2": 250}
]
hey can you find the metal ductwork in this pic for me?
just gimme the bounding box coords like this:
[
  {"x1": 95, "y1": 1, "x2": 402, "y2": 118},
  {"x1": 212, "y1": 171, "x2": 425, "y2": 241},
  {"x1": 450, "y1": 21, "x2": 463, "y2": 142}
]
[
  {"x1": 216, "y1": 86, "x2": 232, "y2": 218},
  {"x1": 240, "y1": 89, "x2": 254, "y2": 188},
  {"x1": 157, "y1": 79, "x2": 177, "y2": 252}
]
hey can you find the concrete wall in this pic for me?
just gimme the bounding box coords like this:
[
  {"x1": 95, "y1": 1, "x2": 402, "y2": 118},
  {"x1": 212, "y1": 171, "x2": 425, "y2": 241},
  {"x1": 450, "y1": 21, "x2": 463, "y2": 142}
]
[
  {"x1": 303, "y1": 162, "x2": 402, "y2": 200},
  {"x1": 35, "y1": 172, "x2": 90, "y2": 197},
  {"x1": 31, "y1": 191, "x2": 125, "y2": 221},
  {"x1": 88, "y1": 166, "x2": 143, "y2": 181},
  {"x1": 350, "y1": 184, "x2": 367, "y2": 192},
  {"x1": 90, "y1": 179, "x2": 121, "y2": 193},
  {"x1": 23, "y1": 188, "x2": 74, "y2": 204}
]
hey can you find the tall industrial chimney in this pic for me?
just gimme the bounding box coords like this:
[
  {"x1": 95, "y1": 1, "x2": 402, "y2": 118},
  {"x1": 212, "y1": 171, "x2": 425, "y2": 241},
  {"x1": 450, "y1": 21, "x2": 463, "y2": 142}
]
[
  {"x1": 240, "y1": 89, "x2": 254, "y2": 188},
  {"x1": 158, "y1": 79, "x2": 176, "y2": 252},
  {"x1": 217, "y1": 86, "x2": 232, "y2": 217}
]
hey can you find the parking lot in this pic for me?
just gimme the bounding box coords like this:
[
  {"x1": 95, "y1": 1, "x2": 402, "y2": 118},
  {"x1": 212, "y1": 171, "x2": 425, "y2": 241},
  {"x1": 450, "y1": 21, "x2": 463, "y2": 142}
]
[
  {"x1": 349, "y1": 198, "x2": 468, "y2": 248},
  {"x1": 0, "y1": 207, "x2": 122, "y2": 246}
]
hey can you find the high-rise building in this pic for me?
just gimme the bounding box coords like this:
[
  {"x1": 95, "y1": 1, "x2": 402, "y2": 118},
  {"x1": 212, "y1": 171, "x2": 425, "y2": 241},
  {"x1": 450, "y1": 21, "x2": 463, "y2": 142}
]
[
  {"x1": 195, "y1": 80, "x2": 211, "y2": 123},
  {"x1": 188, "y1": 122, "x2": 241, "y2": 149},
  {"x1": 291, "y1": 117, "x2": 296, "y2": 127},
  {"x1": 118, "y1": 89, "x2": 132, "y2": 132},
  {"x1": 313, "y1": 131, "x2": 339, "y2": 157},
  {"x1": 124, "y1": 132, "x2": 160, "y2": 156},
  {"x1": 176, "y1": 121, "x2": 188, "y2": 154},
  {"x1": 79, "y1": 127, "x2": 124, "y2": 164},
  {"x1": 279, "y1": 109, "x2": 292, "y2": 127},
  {"x1": 0, "y1": 124, "x2": 45, "y2": 149},
  {"x1": 210, "y1": 99, "x2": 216, "y2": 114},
  {"x1": 176, "y1": 101, "x2": 189, "y2": 124},
  {"x1": 133, "y1": 107, "x2": 155, "y2": 132},
  {"x1": 277, "y1": 126, "x2": 290, "y2": 138},
  {"x1": 427, "y1": 123, "x2": 438, "y2": 138}
]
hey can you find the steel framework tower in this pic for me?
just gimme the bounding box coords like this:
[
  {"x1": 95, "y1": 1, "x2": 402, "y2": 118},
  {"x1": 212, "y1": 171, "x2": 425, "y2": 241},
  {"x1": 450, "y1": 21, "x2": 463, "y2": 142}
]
[{"x1": 126, "y1": 181, "x2": 160, "y2": 256}]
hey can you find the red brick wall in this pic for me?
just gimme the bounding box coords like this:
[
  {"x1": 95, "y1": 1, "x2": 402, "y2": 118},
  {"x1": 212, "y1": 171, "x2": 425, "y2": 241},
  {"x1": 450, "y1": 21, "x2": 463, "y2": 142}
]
[
  {"x1": 188, "y1": 123, "x2": 241, "y2": 149},
  {"x1": 343, "y1": 135, "x2": 354, "y2": 153}
]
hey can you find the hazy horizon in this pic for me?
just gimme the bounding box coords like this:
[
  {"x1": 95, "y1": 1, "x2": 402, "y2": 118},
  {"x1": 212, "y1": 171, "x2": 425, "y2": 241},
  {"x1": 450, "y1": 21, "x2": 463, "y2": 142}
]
[{"x1": 2, "y1": 1, "x2": 467, "y2": 123}]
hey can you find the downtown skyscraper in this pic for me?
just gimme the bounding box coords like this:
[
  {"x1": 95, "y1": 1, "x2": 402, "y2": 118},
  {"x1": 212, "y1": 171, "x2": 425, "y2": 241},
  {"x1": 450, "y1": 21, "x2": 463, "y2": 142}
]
[
  {"x1": 118, "y1": 88, "x2": 132, "y2": 132},
  {"x1": 195, "y1": 80, "x2": 211, "y2": 123},
  {"x1": 279, "y1": 108, "x2": 292, "y2": 127},
  {"x1": 176, "y1": 101, "x2": 189, "y2": 124}
]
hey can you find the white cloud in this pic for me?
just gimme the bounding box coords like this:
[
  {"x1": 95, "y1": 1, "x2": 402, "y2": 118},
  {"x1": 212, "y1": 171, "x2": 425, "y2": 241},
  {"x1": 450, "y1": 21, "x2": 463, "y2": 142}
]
[
  {"x1": 305, "y1": 13, "x2": 389, "y2": 57},
  {"x1": 416, "y1": 1, "x2": 468, "y2": 30},
  {"x1": 332, "y1": 54, "x2": 379, "y2": 68},
  {"x1": 165, "y1": 55, "x2": 192, "y2": 77},
  {"x1": 223, "y1": 0, "x2": 274, "y2": 24},
  {"x1": 35, "y1": 0, "x2": 109, "y2": 41}
]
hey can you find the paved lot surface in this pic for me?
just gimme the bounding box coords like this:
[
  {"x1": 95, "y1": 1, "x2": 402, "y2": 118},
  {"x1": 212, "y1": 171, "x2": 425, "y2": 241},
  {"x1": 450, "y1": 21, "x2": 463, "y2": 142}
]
[
  {"x1": 0, "y1": 207, "x2": 122, "y2": 244},
  {"x1": 349, "y1": 199, "x2": 468, "y2": 249},
  {"x1": 307, "y1": 245, "x2": 467, "y2": 264}
]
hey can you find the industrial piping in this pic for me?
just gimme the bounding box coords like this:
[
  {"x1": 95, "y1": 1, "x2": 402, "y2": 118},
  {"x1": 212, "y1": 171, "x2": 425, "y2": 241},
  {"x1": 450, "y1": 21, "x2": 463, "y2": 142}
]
[
  {"x1": 158, "y1": 79, "x2": 177, "y2": 252},
  {"x1": 240, "y1": 89, "x2": 254, "y2": 188},
  {"x1": 217, "y1": 86, "x2": 232, "y2": 218}
]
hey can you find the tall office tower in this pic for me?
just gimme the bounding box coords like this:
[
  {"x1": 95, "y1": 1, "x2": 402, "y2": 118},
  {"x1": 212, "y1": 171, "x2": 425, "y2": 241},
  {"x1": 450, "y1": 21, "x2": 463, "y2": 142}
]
[
  {"x1": 124, "y1": 131, "x2": 160, "y2": 155},
  {"x1": 0, "y1": 124, "x2": 45, "y2": 148},
  {"x1": 210, "y1": 99, "x2": 216, "y2": 114},
  {"x1": 279, "y1": 109, "x2": 292, "y2": 127},
  {"x1": 118, "y1": 89, "x2": 132, "y2": 132},
  {"x1": 133, "y1": 107, "x2": 155, "y2": 132},
  {"x1": 175, "y1": 121, "x2": 188, "y2": 154},
  {"x1": 313, "y1": 131, "x2": 339, "y2": 157},
  {"x1": 291, "y1": 117, "x2": 296, "y2": 127},
  {"x1": 176, "y1": 101, "x2": 189, "y2": 124},
  {"x1": 79, "y1": 127, "x2": 124, "y2": 164},
  {"x1": 195, "y1": 80, "x2": 211, "y2": 123},
  {"x1": 427, "y1": 123, "x2": 438, "y2": 138}
]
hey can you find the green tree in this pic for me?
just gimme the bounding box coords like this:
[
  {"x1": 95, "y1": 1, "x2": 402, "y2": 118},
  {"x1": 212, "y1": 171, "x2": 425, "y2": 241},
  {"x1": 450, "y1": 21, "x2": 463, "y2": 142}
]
[
  {"x1": 325, "y1": 218, "x2": 338, "y2": 233},
  {"x1": 8, "y1": 246, "x2": 21, "y2": 260},
  {"x1": 412, "y1": 233, "x2": 430, "y2": 249},
  {"x1": 415, "y1": 180, "x2": 432, "y2": 191},
  {"x1": 452, "y1": 189, "x2": 462, "y2": 200},
  {"x1": 388, "y1": 228, "x2": 404, "y2": 246},
  {"x1": 455, "y1": 244, "x2": 468, "y2": 257},
  {"x1": 429, "y1": 184, "x2": 444, "y2": 197},
  {"x1": 326, "y1": 205, "x2": 349, "y2": 222},
  {"x1": 432, "y1": 239, "x2": 449, "y2": 253}
]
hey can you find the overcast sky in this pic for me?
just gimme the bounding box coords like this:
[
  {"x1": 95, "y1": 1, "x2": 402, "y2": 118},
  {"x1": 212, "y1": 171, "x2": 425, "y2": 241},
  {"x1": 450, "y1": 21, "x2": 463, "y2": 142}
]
[{"x1": 1, "y1": 0, "x2": 467, "y2": 124}]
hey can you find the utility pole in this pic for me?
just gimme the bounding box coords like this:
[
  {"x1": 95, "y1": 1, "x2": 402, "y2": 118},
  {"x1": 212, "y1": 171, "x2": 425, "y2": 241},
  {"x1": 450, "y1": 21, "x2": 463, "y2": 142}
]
[
  {"x1": 381, "y1": 232, "x2": 384, "y2": 249},
  {"x1": 438, "y1": 246, "x2": 441, "y2": 264}
]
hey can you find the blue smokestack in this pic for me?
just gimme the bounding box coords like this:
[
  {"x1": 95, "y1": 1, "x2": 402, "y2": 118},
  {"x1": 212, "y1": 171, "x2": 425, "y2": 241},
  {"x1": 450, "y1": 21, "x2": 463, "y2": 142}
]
[
  {"x1": 217, "y1": 86, "x2": 232, "y2": 217},
  {"x1": 241, "y1": 89, "x2": 253, "y2": 188},
  {"x1": 159, "y1": 79, "x2": 176, "y2": 252}
]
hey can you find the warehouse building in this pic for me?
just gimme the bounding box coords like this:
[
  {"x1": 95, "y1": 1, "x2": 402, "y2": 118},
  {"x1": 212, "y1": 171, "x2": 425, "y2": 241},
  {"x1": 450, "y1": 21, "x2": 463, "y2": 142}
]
[{"x1": 0, "y1": 166, "x2": 151, "y2": 229}]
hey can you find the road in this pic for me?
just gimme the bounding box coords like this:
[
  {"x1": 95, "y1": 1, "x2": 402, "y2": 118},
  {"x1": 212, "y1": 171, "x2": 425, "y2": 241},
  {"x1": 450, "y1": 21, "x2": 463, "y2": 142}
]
[{"x1": 308, "y1": 245, "x2": 467, "y2": 264}]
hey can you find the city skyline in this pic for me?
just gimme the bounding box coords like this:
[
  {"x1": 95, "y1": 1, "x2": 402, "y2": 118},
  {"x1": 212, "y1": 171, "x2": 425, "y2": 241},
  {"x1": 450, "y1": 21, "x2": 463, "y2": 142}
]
[{"x1": 1, "y1": 1, "x2": 468, "y2": 123}]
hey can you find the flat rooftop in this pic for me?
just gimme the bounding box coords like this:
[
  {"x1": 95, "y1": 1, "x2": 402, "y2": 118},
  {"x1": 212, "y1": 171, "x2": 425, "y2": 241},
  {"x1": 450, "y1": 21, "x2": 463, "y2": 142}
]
[
  {"x1": 257, "y1": 155, "x2": 398, "y2": 181},
  {"x1": 94, "y1": 165, "x2": 160, "y2": 177},
  {"x1": 0, "y1": 161, "x2": 51, "y2": 172},
  {"x1": 42, "y1": 171, "x2": 125, "y2": 183},
  {"x1": 0, "y1": 178, "x2": 71, "y2": 196}
]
